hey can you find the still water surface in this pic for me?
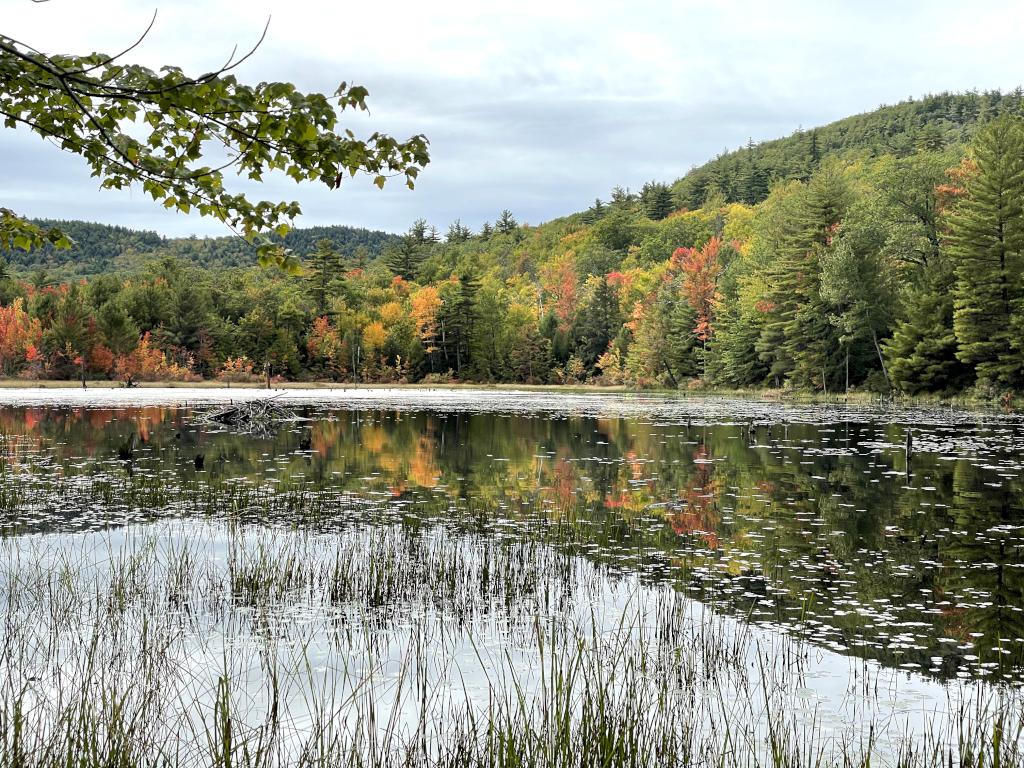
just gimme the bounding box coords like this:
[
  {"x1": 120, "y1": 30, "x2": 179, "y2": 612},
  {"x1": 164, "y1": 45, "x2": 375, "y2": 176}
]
[{"x1": 1, "y1": 388, "x2": 1022, "y2": 760}]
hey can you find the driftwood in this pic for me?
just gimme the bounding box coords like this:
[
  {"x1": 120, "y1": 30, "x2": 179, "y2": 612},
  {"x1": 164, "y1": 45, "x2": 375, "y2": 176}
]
[{"x1": 193, "y1": 396, "x2": 298, "y2": 435}]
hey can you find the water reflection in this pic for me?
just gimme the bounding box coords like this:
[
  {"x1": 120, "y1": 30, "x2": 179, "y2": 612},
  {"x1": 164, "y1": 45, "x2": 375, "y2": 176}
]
[{"x1": 1, "y1": 402, "x2": 1023, "y2": 684}]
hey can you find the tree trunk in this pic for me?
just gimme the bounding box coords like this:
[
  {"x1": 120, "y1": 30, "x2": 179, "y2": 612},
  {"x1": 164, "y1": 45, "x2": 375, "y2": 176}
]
[
  {"x1": 662, "y1": 359, "x2": 679, "y2": 388},
  {"x1": 870, "y1": 328, "x2": 892, "y2": 390},
  {"x1": 845, "y1": 348, "x2": 850, "y2": 397}
]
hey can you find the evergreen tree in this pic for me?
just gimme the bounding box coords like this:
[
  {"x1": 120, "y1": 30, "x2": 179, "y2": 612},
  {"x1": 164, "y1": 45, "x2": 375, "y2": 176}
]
[
  {"x1": 609, "y1": 186, "x2": 636, "y2": 211},
  {"x1": 540, "y1": 310, "x2": 570, "y2": 364},
  {"x1": 640, "y1": 181, "x2": 675, "y2": 220},
  {"x1": 949, "y1": 116, "x2": 1024, "y2": 389},
  {"x1": 351, "y1": 245, "x2": 370, "y2": 270},
  {"x1": 709, "y1": 300, "x2": 768, "y2": 386},
  {"x1": 885, "y1": 260, "x2": 971, "y2": 394},
  {"x1": 819, "y1": 200, "x2": 898, "y2": 390},
  {"x1": 495, "y1": 210, "x2": 519, "y2": 235},
  {"x1": 386, "y1": 233, "x2": 425, "y2": 280},
  {"x1": 441, "y1": 272, "x2": 479, "y2": 376},
  {"x1": 306, "y1": 239, "x2": 344, "y2": 315},
  {"x1": 96, "y1": 300, "x2": 139, "y2": 356},
  {"x1": 758, "y1": 163, "x2": 851, "y2": 390},
  {"x1": 409, "y1": 218, "x2": 430, "y2": 243},
  {"x1": 572, "y1": 276, "x2": 621, "y2": 372},
  {"x1": 583, "y1": 198, "x2": 606, "y2": 224},
  {"x1": 508, "y1": 326, "x2": 553, "y2": 383},
  {"x1": 738, "y1": 139, "x2": 770, "y2": 205},
  {"x1": 446, "y1": 219, "x2": 472, "y2": 244}
]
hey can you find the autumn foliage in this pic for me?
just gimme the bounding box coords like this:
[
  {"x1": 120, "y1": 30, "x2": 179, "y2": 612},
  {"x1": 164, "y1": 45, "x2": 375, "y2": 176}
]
[
  {"x1": 113, "y1": 333, "x2": 197, "y2": 382},
  {"x1": 0, "y1": 299, "x2": 42, "y2": 376},
  {"x1": 672, "y1": 236, "x2": 723, "y2": 342}
]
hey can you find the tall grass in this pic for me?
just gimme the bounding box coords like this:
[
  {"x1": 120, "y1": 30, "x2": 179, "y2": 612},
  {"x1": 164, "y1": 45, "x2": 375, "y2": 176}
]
[{"x1": 1, "y1": 520, "x2": 1021, "y2": 767}]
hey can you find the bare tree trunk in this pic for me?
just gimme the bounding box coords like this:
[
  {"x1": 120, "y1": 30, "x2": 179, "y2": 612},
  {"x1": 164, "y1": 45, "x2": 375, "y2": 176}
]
[
  {"x1": 662, "y1": 359, "x2": 679, "y2": 388},
  {"x1": 870, "y1": 328, "x2": 892, "y2": 390},
  {"x1": 845, "y1": 348, "x2": 850, "y2": 397}
]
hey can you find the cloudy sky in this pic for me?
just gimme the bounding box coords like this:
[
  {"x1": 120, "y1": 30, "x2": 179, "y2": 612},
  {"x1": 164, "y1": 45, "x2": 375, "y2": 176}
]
[{"x1": 3, "y1": 0, "x2": 1022, "y2": 237}]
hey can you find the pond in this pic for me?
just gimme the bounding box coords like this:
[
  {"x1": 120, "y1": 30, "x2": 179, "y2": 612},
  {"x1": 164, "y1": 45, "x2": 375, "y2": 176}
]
[{"x1": 1, "y1": 388, "x2": 1022, "y2": 766}]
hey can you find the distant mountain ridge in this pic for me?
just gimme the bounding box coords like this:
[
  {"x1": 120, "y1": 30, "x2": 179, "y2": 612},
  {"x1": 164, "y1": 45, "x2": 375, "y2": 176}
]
[{"x1": 5, "y1": 220, "x2": 399, "y2": 278}]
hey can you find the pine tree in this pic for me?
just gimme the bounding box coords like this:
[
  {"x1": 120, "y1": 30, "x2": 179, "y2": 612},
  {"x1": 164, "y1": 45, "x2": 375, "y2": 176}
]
[
  {"x1": 885, "y1": 260, "x2": 971, "y2": 394},
  {"x1": 96, "y1": 301, "x2": 138, "y2": 356},
  {"x1": 583, "y1": 198, "x2": 606, "y2": 224},
  {"x1": 385, "y1": 233, "x2": 425, "y2": 280},
  {"x1": 446, "y1": 219, "x2": 471, "y2": 244},
  {"x1": 441, "y1": 272, "x2": 479, "y2": 376},
  {"x1": 949, "y1": 116, "x2": 1024, "y2": 389},
  {"x1": 738, "y1": 139, "x2": 770, "y2": 205},
  {"x1": 757, "y1": 163, "x2": 851, "y2": 390},
  {"x1": 709, "y1": 300, "x2": 768, "y2": 386},
  {"x1": 572, "y1": 276, "x2": 621, "y2": 372},
  {"x1": 640, "y1": 181, "x2": 674, "y2": 220},
  {"x1": 495, "y1": 210, "x2": 518, "y2": 235},
  {"x1": 808, "y1": 130, "x2": 821, "y2": 170},
  {"x1": 306, "y1": 238, "x2": 343, "y2": 314},
  {"x1": 609, "y1": 186, "x2": 636, "y2": 211},
  {"x1": 409, "y1": 218, "x2": 430, "y2": 243}
]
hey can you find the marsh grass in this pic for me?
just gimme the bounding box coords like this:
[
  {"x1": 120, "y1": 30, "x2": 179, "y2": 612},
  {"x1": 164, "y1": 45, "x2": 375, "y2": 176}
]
[{"x1": 1, "y1": 517, "x2": 1021, "y2": 768}]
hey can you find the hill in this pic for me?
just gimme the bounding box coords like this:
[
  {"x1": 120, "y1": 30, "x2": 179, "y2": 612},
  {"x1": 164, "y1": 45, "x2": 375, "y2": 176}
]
[
  {"x1": 5, "y1": 220, "x2": 398, "y2": 278},
  {"x1": 2, "y1": 89, "x2": 1024, "y2": 399},
  {"x1": 669, "y1": 89, "x2": 1024, "y2": 209}
]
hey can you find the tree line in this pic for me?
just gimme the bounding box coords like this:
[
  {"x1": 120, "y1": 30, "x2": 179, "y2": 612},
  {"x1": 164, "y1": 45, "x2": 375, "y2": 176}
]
[{"x1": 0, "y1": 113, "x2": 1023, "y2": 397}]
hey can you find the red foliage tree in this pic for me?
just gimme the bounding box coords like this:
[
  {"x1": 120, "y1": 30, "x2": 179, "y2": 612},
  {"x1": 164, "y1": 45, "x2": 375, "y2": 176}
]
[{"x1": 672, "y1": 236, "x2": 723, "y2": 343}]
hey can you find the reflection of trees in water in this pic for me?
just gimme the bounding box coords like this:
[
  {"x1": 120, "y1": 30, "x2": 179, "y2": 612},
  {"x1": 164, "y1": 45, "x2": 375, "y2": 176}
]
[
  {"x1": 942, "y1": 461, "x2": 1024, "y2": 671},
  {"x1": 4, "y1": 405, "x2": 1024, "y2": 681}
]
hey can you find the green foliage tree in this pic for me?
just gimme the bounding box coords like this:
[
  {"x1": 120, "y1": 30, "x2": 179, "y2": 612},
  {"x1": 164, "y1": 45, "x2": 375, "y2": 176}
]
[
  {"x1": 572, "y1": 276, "x2": 620, "y2": 372},
  {"x1": 884, "y1": 259, "x2": 970, "y2": 394},
  {"x1": 758, "y1": 163, "x2": 852, "y2": 390},
  {"x1": 0, "y1": 19, "x2": 428, "y2": 268},
  {"x1": 306, "y1": 239, "x2": 344, "y2": 315},
  {"x1": 949, "y1": 116, "x2": 1024, "y2": 389}
]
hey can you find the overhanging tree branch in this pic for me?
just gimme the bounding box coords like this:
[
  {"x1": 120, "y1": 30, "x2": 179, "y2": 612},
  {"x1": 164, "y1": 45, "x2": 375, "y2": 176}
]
[{"x1": 0, "y1": 14, "x2": 430, "y2": 270}]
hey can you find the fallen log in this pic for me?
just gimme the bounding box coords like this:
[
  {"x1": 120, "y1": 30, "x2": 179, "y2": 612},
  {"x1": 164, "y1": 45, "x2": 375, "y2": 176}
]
[{"x1": 192, "y1": 396, "x2": 298, "y2": 434}]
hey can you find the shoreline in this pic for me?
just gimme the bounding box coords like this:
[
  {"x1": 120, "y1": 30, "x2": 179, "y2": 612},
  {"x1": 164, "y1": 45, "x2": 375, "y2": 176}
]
[
  {"x1": 0, "y1": 377, "x2": 997, "y2": 399},
  {"x1": 0, "y1": 379, "x2": 1010, "y2": 413}
]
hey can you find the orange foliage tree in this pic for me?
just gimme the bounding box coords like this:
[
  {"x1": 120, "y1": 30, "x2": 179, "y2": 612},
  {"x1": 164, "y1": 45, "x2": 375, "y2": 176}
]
[
  {"x1": 672, "y1": 236, "x2": 723, "y2": 345},
  {"x1": 306, "y1": 316, "x2": 345, "y2": 378},
  {"x1": 409, "y1": 286, "x2": 442, "y2": 353},
  {"x1": 0, "y1": 299, "x2": 43, "y2": 376},
  {"x1": 539, "y1": 255, "x2": 578, "y2": 332},
  {"x1": 217, "y1": 356, "x2": 260, "y2": 383},
  {"x1": 113, "y1": 332, "x2": 196, "y2": 382}
]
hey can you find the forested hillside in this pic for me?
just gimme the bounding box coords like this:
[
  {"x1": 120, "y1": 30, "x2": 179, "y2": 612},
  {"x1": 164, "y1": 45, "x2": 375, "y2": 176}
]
[
  {"x1": 7, "y1": 220, "x2": 397, "y2": 278},
  {"x1": 668, "y1": 89, "x2": 1024, "y2": 209},
  {"x1": 1, "y1": 91, "x2": 1023, "y2": 399}
]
